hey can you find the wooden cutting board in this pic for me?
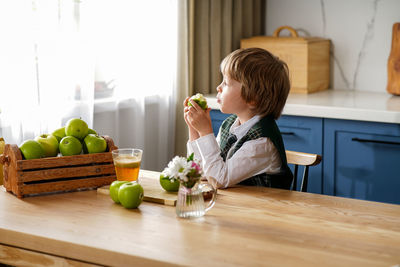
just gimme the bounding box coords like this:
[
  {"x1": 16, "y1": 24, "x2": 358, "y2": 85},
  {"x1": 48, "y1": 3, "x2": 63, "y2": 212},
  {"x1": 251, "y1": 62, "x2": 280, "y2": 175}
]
[
  {"x1": 97, "y1": 170, "x2": 177, "y2": 206},
  {"x1": 387, "y1": 22, "x2": 400, "y2": 95}
]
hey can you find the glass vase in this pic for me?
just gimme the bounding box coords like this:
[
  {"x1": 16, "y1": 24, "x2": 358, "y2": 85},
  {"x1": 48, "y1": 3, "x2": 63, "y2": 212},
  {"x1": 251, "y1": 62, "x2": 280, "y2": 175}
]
[{"x1": 176, "y1": 180, "x2": 217, "y2": 218}]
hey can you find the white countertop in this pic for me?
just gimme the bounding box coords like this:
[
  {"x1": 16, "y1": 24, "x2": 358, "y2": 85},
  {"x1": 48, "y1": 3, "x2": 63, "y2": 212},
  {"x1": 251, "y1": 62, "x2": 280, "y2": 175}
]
[{"x1": 205, "y1": 89, "x2": 400, "y2": 124}]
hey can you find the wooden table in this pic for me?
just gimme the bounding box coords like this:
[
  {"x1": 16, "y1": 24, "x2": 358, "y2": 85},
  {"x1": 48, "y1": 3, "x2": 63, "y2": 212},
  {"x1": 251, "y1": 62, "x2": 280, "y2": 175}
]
[{"x1": 0, "y1": 170, "x2": 399, "y2": 266}]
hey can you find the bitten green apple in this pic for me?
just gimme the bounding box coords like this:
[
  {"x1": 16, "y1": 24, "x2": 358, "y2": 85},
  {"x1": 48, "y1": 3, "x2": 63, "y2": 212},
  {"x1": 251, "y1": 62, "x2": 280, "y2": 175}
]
[
  {"x1": 52, "y1": 127, "x2": 66, "y2": 143},
  {"x1": 19, "y1": 140, "x2": 45, "y2": 160},
  {"x1": 59, "y1": 136, "x2": 82, "y2": 156},
  {"x1": 65, "y1": 118, "x2": 89, "y2": 140},
  {"x1": 35, "y1": 134, "x2": 59, "y2": 157},
  {"x1": 188, "y1": 93, "x2": 208, "y2": 110},
  {"x1": 159, "y1": 174, "x2": 180, "y2": 192},
  {"x1": 118, "y1": 182, "x2": 144, "y2": 209},
  {"x1": 109, "y1": 180, "x2": 129, "y2": 204},
  {"x1": 83, "y1": 134, "x2": 107, "y2": 154}
]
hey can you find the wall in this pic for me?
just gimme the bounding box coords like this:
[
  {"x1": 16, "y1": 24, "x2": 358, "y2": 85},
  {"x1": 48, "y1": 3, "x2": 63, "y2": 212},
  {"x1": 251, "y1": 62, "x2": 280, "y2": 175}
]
[{"x1": 265, "y1": 0, "x2": 400, "y2": 93}]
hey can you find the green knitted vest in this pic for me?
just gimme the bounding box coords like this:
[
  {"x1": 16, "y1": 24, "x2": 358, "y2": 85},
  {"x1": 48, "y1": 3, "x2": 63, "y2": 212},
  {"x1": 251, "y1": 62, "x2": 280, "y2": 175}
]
[{"x1": 219, "y1": 115, "x2": 293, "y2": 189}]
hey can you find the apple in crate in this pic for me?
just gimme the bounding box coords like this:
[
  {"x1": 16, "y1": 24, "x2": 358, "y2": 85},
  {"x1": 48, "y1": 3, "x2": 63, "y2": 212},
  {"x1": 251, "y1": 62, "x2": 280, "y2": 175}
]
[
  {"x1": 52, "y1": 127, "x2": 66, "y2": 143},
  {"x1": 19, "y1": 140, "x2": 45, "y2": 160},
  {"x1": 35, "y1": 134, "x2": 59, "y2": 157},
  {"x1": 65, "y1": 118, "x2": 89, "y2": 140},
  {"x1": 88, "y1": 128, "x2": 97, "y2": 135},
  {"x1": 59, "y1": 136, "x2": 82, "y2": 156},
  {"x1": 83, "y1": 134, "x2": 107, "y2": 154}
]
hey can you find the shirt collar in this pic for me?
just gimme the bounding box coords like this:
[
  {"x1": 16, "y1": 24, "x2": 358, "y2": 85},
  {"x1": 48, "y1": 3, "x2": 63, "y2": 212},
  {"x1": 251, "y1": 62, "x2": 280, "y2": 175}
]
[{"x1": 229, "y1": 115, "x2": 261, "y2": 140}]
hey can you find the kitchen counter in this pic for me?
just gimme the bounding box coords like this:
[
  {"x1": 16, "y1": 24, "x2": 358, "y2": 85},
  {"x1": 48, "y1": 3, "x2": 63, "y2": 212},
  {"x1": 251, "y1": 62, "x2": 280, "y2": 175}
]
[
  {"x1": 205, "y1": 89, "x2": 400, "y2": 124},
  {"x1": 1, "y1": 170, "x2": 400, "y2": 266}
]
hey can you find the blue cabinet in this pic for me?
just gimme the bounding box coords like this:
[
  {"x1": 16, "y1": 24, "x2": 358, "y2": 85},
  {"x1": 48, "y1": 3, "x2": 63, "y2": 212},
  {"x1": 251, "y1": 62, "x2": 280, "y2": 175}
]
[
  {"x1": 324, "y1": 119, "x2": 400, "y2": 204},
  {"x1": 210, "y1": 110, "x2": 229, "y2": 136},
  {"x1": 210, "y1": 110, "x2": 400, "y2": 204},
  {"x1": 277, "y1": 116, "x2": 323, "y2": 194}
]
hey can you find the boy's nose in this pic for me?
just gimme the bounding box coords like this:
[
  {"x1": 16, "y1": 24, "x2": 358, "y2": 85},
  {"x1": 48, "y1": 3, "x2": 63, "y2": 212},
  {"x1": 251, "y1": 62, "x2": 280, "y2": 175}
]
[{"x1": 216, "y1": 84, "x2": 222, "y2": 92}]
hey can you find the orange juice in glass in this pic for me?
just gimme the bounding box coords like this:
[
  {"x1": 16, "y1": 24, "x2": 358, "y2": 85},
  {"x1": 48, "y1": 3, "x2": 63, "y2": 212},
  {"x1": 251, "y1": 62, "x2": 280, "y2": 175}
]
[{"x1": 112, "y1": 149, "x2": 143, "y2": 182}]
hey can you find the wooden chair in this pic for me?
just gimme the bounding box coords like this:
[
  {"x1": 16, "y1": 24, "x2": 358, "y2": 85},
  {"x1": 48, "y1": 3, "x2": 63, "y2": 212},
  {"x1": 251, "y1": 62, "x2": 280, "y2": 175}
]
[{"x1": 286, "y1": 150, "x2": 322, "y2": 192}]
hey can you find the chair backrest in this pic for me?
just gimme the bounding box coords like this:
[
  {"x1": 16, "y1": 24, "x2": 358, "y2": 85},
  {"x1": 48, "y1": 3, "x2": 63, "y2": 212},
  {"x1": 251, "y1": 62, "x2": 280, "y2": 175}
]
[{"x1": 286, "y1": 150, "x2": 322, "y2": 192}]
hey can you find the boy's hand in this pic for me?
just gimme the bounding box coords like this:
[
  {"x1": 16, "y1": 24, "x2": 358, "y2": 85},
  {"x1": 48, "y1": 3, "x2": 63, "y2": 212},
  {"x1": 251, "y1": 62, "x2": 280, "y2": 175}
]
[
  {"x1": 183, "y1": 97, "x2": 200, "y2": 141},
  {"x1": 184, "y1": 98, "x2": 213, "y2": 137}
]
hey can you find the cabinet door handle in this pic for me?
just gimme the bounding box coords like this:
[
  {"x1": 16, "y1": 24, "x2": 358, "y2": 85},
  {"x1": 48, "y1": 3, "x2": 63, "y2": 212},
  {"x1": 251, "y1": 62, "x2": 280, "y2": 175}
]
[
  {"x1": 351, "y1": 137, "x2": 400, "y2": 146},
  {"x1": 281, "y1": 131, "x2": 295, "y2": 136}
]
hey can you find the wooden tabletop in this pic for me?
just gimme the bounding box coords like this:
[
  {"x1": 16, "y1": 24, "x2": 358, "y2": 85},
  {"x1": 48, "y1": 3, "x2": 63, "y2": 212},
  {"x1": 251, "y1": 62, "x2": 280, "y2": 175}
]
[{"x1": 0, "y1": 170, "x2": 399, "y2": 266}]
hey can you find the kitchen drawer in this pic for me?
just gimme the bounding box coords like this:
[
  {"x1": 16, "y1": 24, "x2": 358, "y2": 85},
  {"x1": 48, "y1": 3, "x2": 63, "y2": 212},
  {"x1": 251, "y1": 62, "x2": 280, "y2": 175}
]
[
  {"x1": 277, "y1": 115, "x2": 323, "y2": 154},
  {"x1": 324, "y1": 119, "x2": 400, "y2": 204}
]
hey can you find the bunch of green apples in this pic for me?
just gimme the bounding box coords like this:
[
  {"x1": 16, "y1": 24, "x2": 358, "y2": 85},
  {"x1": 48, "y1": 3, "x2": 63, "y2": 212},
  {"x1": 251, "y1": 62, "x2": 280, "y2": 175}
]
[
  {"x1": 19, "y1": 118, "x2": 108, "y2": 160},
  {"x1": 109, "y1": 180, "x2": 144, "y2": 209}
]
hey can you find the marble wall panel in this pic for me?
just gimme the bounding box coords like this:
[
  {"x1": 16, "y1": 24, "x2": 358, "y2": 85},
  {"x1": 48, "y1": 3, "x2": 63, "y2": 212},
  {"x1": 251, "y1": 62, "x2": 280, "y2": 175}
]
[{"x1": 266, "y1": 0, "x2": 400, "y2": 92}]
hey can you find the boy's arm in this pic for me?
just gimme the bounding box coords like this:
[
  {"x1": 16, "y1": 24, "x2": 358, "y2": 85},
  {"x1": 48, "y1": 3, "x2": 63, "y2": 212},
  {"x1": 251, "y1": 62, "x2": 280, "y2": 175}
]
[{"x1": 187, "y1": 126, "x2": 200, "y2": 141}]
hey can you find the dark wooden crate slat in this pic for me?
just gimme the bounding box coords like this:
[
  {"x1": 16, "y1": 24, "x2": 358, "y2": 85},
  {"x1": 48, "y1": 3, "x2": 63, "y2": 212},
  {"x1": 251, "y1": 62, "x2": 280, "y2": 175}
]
[
  {"x1": 17, "y1": 164, "x2": 115, "y2": 182},
  {"x1": 17, "y1": 152, "x2": 113, "y2": 170},
  {"x1": 19, "y1": 176, "x2": 116, "y2": 196}
]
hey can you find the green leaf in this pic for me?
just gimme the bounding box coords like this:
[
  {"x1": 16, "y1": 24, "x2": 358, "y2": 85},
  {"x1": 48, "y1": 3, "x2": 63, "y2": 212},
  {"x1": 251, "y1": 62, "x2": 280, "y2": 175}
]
[{"x1": 187, "y1": 152, "x2": 194, "y2": 162}]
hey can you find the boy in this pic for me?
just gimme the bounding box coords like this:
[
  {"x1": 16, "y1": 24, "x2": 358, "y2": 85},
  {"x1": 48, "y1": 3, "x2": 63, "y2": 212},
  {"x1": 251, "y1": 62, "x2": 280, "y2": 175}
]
[{"x1": 184, "y1": 47, "x2": 293, "y2": 189}]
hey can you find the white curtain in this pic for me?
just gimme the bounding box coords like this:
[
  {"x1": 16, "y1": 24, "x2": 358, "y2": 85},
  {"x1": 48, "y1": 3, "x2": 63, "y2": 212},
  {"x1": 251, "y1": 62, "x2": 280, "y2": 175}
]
[
  {"x1": 0, "y1": 0, "x2": 94, "y2": 142},
  {"x1": 0, "y1": 0, "x2": 177, "y2": 171}
]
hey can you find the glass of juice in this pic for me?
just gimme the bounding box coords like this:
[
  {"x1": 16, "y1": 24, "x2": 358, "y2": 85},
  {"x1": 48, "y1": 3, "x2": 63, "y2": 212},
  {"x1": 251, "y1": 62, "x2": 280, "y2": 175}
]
[{"x1": 111, "y1": 149, "x2": 143, "y2": 182}]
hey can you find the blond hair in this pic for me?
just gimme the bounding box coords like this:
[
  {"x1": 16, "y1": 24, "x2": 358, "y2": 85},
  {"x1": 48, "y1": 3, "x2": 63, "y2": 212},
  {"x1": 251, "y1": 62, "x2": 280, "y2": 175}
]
[{"x1": 220, "y1": 48, "x2": 290, "y2": 119}]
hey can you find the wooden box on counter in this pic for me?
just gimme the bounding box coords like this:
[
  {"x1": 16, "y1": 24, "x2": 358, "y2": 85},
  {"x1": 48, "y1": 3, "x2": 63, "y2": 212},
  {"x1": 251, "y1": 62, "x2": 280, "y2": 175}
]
[
  {"x1": 0, "y1": 136, "x2": 117, "y2": 198},
  {"x1": 241, "y1": 26, "x2": 330, "y2": 94}
]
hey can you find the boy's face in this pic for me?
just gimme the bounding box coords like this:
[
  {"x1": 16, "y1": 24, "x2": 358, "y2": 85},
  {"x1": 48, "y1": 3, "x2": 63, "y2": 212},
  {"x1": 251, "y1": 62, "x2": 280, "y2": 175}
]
[{"x1": 216, "y1": 74, "x2": 249, "y2": 116}]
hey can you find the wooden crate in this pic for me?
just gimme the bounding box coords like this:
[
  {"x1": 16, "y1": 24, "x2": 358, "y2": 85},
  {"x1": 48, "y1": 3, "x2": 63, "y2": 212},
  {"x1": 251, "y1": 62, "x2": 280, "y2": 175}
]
[
  {"x1": 241, "y1": 26, "x2": 330, "y2": 94},
  {"x1": 0, "y1": 136, "x2": 118, "y2": 198}
]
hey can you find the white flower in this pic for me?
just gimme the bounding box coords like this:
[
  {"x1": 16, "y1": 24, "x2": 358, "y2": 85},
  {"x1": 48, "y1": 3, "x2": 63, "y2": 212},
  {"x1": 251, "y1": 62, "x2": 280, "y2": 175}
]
[
  {"x1": 162, "y1": 156, "x2": 191, "y2": 180},
  {"x1": 162, "y1": 154, "x2": 203, "y2": 186}
]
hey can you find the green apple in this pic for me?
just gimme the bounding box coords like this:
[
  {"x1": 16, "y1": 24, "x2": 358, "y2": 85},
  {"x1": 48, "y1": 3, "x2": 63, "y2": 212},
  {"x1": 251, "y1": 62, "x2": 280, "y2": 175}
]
[
  {"x1": 118, "y1": 182, "x2": 144, "y2": 209},
  {"x1": 19, "y1": 140, "x2": 45, "y2": 160},
  {"x1": 188, "y1": 93, "x2": 208, "y2": 110},
  {"x1": 109, "y1": 180, "x2": 129, "y2": 204},
  {"x1": 65, "y1": 118, "x2": 89, "y2": 140},
  {"x1": 83, "y1": 134, "x2": 107, "y2": 154},
  {"x1": 88, "y1": 128, "x2": 97, "y2": 135},
  {"x1": 35, "y1": 134, "x2": 59, "y2": 157},
  {"x1": 52, "y1": 127, "x2": 66, "y2": 143},
  {"x1": 82, "y1": 140, "x2": 88, "y2": 154},
  {"x1": 59, "y1": 136, "x2": 82, "y2": 156},
  {"x1": 159, "y1": 174, "x2": 180, "y2": 192}
]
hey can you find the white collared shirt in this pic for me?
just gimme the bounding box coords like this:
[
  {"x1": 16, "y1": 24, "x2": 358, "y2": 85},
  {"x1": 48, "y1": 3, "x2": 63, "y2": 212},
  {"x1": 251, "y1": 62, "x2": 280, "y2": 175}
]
[{"x1": 187, "y1": 115, "x2": 281, "y2": 188}]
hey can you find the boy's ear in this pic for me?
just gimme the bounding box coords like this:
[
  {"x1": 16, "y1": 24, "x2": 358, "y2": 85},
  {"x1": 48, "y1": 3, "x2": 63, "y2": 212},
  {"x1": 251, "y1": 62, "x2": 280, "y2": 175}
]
[{"x1": 247, "y1": 100, "x2": 257, "y2": 109}]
